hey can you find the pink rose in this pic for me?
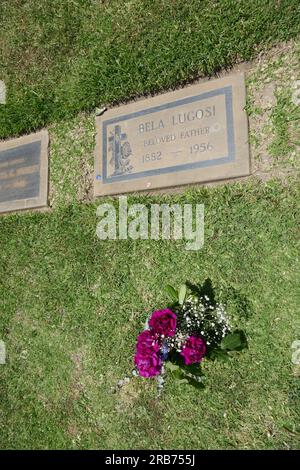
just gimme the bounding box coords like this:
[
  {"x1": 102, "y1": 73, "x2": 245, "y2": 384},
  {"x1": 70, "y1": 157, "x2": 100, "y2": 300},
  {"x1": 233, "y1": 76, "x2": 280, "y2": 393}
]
[
  {"x1": 180, "y1": 336, "x2": 206, "y2": 365},
  {"x1": 149, "y1": 309, "x2": 177, "y2": 337},
  {"x1": 134, "y1": 351, "x2": 162, "y2": 377},
  {"x1": 134, "y1": 330, "x2": 162, "y2": 377}
]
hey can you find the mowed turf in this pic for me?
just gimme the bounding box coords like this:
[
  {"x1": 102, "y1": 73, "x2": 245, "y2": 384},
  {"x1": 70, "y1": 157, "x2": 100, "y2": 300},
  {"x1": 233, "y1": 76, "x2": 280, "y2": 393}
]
[
  {"x1": 1, "y1": 0, "x2": 300, "y2": 138},
  {"x1": 0, "y1": 179, "x2": 299, "y2": 449}
]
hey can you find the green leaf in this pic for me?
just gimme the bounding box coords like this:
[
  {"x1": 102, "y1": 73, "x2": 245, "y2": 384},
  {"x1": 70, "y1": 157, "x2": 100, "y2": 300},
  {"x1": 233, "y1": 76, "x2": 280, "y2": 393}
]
[
  {"x1": 181, "y1": 363, "x2": 203, "y2": 376},
  {"x1": 208, "y1": 349, "x2": 230, "y2": 362},
  {"x1": 166, "y1": 363, "x2": 189, "y2": 381},
  {"x1": 165, "y1": 362, "x2": 179, "y2": 372},
  {"x1": 173, "y1": 369, "x2": 186, "y2": 380},
  {"x1": 221, "y1": 330, "x2": 248, "y2": 351},
  {"x1": 178, "y1": 284, "x2": 187, "y2": 305},
  {"x1": 176, "y1": 378, "x2": 189, "y2": 385},
  {"x1": 165, "y1": 285, "x2": 178, "y2": 302}
]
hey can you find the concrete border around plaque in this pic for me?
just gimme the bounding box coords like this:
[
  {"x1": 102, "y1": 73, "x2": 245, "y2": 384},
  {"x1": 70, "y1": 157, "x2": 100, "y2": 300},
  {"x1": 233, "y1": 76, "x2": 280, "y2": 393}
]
[
  {"x1": 94, "y1": 73, "x2": 250, "y2": 196},
  {"x1": 0, "y1": 130, "x2": 49, "y2": 214}
]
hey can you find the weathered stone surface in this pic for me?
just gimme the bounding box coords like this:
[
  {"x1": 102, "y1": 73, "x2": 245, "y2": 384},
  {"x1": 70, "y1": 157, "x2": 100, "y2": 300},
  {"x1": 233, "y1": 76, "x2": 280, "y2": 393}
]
[
  {"x1": 94, "y1": 73, "x2": 250, "y2": 196},
  {"x1": 0, "y1": 130, "x2": 49, "y2": 214}
]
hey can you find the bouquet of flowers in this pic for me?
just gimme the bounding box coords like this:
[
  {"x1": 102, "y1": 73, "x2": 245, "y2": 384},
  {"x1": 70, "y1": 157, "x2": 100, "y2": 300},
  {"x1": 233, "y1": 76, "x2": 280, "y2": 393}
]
[{"x1": 134, "y1": 281, "x2": 247, "y2": 393}]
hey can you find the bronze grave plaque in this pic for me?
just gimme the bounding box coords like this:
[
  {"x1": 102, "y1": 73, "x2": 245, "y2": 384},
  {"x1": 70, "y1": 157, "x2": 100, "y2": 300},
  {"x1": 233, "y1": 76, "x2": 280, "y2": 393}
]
[
  {"x1": 0, "y1": 130, "x2": 49, "y2": 214},
  {"x1": 95, "y1": 73, "x2": 250, "y2": 196}
]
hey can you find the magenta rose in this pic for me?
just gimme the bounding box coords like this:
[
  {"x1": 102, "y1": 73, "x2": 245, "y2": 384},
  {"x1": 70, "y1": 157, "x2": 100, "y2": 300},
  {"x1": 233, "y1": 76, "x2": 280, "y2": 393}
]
[
  {"x1": 134, "y1": 351, "x2": 162, "y2": 377},
  {"x1": 149, "y1": 309, "x2": 177, "y2": 337},
  {"x1": 180, "y1": 336, "x2": 206, "y2": 365},
  {"x1": 136, "y1": 330, "x2": 160, "y2": 355},
  {"x1": 134, "y1": 329, "x2": 162, "y2": 377}
]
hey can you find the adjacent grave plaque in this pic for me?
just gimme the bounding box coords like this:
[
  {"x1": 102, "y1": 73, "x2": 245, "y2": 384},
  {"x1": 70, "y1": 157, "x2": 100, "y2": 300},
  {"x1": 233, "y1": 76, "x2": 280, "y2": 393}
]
[
  {"x1": 95, "y1": 73, "x2": 250, "y2": 196},
  {"x1": 0, "y1": 130, "x2": 49, "y2": 214}
]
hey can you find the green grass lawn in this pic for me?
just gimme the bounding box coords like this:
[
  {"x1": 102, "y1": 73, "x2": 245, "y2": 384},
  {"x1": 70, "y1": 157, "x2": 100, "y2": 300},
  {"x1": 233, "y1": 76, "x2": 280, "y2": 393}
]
[
  {"x1": 0, "y1": 179, "x2": 299, "y2": 449},
  {"x1": 1, "y1": 0, "x2": 300, "y2": 138}
]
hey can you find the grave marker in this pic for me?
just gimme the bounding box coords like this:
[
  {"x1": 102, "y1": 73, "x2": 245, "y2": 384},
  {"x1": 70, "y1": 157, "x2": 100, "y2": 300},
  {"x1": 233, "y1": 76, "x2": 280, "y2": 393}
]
[{"x1": 0, "y1": 130, "x2": 49, "y2": 214}]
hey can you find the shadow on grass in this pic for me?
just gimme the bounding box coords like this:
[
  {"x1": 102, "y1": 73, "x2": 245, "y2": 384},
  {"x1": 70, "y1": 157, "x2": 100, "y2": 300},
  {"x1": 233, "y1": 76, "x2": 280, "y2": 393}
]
[{"x1": 185, "y1": 278, "x2": 253, "y2": 320}]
